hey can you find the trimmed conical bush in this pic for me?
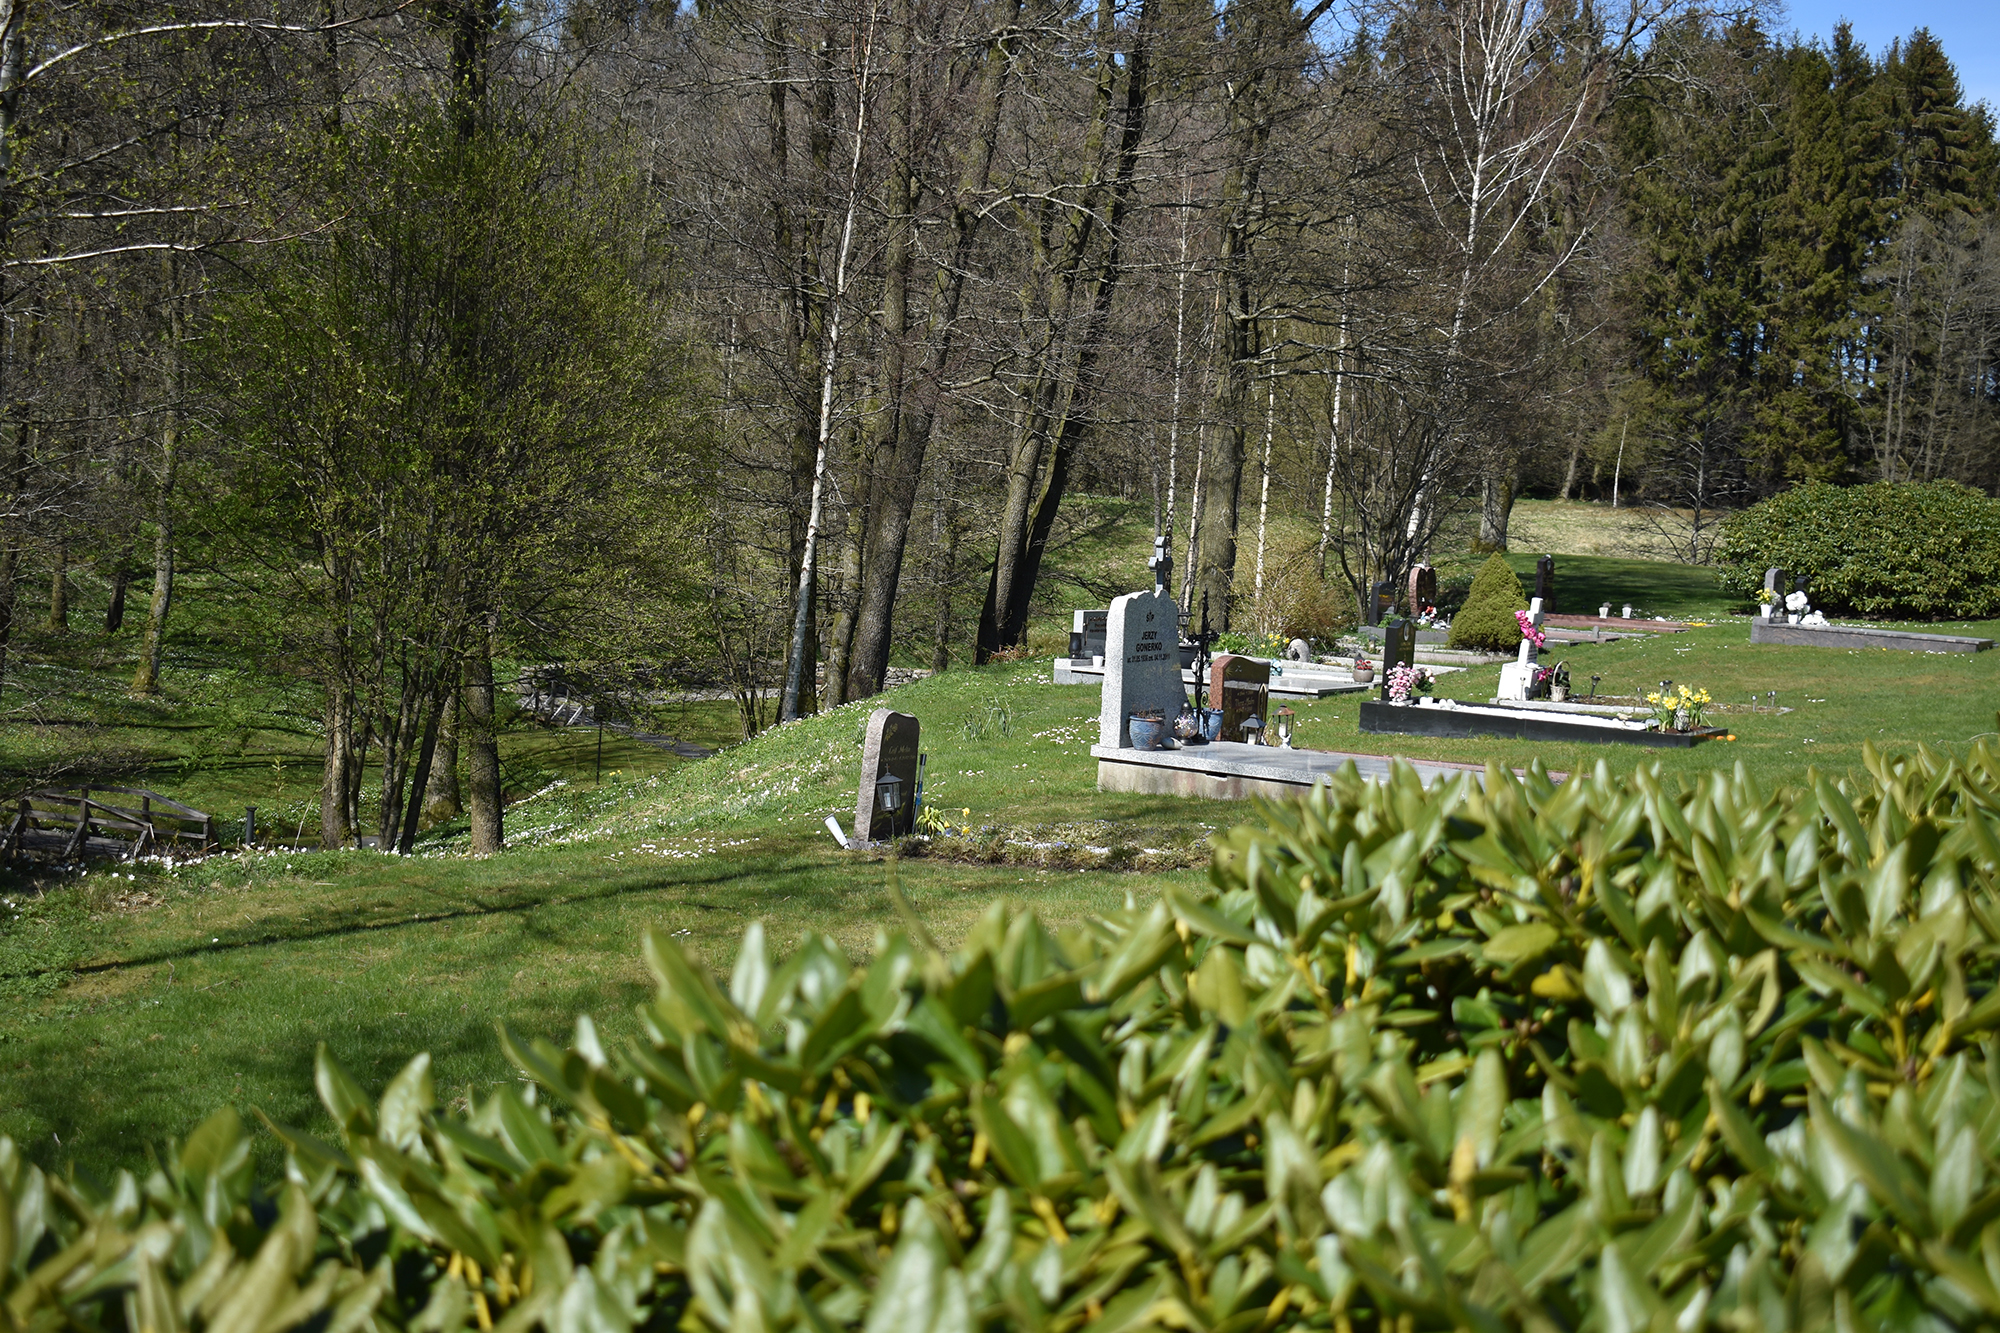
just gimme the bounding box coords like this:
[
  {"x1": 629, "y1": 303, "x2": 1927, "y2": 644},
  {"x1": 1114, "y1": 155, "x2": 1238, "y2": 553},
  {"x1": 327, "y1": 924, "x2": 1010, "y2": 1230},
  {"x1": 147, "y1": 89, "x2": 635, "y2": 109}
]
[{"x1": 1446, "y1": 552, "x2": 1528, "y2": 651}]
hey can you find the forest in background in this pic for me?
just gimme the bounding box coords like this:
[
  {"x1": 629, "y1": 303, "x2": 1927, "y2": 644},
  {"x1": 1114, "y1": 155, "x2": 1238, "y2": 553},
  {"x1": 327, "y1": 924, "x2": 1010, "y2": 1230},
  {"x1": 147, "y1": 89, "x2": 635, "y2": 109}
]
[{"x1": 0, "y1": 0, "x2": 1995, "y2": 848}]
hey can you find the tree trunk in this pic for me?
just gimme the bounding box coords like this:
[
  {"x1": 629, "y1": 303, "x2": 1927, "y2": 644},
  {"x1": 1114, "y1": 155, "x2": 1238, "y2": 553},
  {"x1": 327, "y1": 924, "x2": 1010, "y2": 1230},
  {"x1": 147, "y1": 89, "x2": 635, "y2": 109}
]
[
  {"x1": 1196, "y1": 36, "x2": 1269, "y2": 633},
  {"x1": 105, "y1": 539, "x2": 133, "y2": 631},
  {"x1": 1559, "y1": 438, "x2": 1581, "y2": 501},
  {"x1": 397, "y1": 687, "x2": 446, "y2": 853},
  {"x1": 979, "y1": 0, "x2": 1155, "y2": 658},
  {"x1": 1478, "y1": 472, "x2": 1514, "y2": 551},
  {"x1": 320, "y1": 683, "x2": 353, "y2": 848},
  {"x1": 132, "y1": 277, "x2": 182, "y2": 697},
  {"x1": 823, "y1": 514, "x2": 864, "y2": 705},
  {"x1": 464, "y1": 625, "x2": 502, "y2": 855},
  {"x1": 423, "y1": 692, "x2": 462, "y2": 822},
  {"x1": 844, "y1": 0, "x2": 1021, "y2": 701},
  {"x1": 46, "y1": 539, "x2": 67, "y2": 632}
]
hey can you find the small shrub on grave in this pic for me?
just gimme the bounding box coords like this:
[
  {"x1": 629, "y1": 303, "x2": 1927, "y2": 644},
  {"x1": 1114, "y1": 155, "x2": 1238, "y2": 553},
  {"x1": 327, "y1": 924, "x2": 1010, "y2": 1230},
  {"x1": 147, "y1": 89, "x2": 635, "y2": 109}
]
[
  {"x1": 19, "y1": 744, "x2": 2000, "y2": 1333},
  {"x1": 1446, "y1": 550, "x2": 1529, "y2": 650},
  {"x1": 1717, "y1": 479, "x2": 2000, "y2": 619}
]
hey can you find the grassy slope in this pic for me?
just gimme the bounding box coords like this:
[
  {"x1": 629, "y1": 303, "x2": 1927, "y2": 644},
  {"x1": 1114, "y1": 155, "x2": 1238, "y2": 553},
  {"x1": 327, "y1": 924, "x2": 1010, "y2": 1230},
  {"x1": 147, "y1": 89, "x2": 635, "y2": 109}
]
[{"x1": 7, "y1": 496, "x2": 1999, "y2": 1179}]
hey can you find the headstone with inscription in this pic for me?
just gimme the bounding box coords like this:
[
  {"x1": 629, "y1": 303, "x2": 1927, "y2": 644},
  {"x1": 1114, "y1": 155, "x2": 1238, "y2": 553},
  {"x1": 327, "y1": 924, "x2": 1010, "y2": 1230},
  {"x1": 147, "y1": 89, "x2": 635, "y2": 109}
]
[
  {"x1": 1209, "y1": 654, "x2": 1272, "y2": 744},
  {"x1": 1533, "y1": 555, "x2": 1555, "y2": 610},
  {"x1": 1378, "y1": 622, "x2": 1416, "y2": 702},
  {"x1": 1069, "y1": 609, "x2": 1109, "y2": 660},
  {"x1": 1761, "y1": 568, "x2": 1788, "y2": 621},
  {"x1": 854, "y1": 709, "x2": 921, "y2": 842},
  {"x1": 1408, "y1": 564, "x2": 1437, "y2": 617},
  {"x1": 1367, "y1": 580, "x2": 1394, "y2": 626},
  {"x1": 1097, "y1": 589, "x2": 1185, "y2": 748}
]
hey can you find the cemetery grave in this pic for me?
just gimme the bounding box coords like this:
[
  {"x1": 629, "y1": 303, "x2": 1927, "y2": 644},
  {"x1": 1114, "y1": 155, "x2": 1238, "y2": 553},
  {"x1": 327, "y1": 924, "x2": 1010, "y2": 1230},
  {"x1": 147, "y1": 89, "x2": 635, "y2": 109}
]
[
  {"x1": 1749, "y1": 565, "x2": 1995, "y2": 653},
  {"x1": 1361, "y1": 554, "x2": 1728, "y2": 747}
]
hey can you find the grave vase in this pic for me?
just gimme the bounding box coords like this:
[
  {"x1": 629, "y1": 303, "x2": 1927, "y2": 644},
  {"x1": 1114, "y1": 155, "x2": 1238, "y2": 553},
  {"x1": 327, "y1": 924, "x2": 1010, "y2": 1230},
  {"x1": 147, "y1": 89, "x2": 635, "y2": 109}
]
[{"x1": 1787, "y1": 614, "x2": 1800, "y2": 625}]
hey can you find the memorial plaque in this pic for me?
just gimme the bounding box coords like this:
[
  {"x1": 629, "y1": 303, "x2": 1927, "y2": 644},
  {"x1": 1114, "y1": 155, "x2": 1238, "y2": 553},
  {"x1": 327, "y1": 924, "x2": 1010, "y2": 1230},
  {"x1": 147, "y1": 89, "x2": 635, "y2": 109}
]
[
  {"x1": 1070, "y1": 609, "x2": 1109, "y2": 660},
  {"x1": 854, "y1": 709, "x2": 921, "y2": 842},
  {"x1": 1097, "y1": 589, "x2": 1185, "y2": 748},
  {"x1": 1208, "y1": 653, "x2": 1272, "y2": 744},
  {"x1": 1408, "y1": 564, "x2": 1437, "y2": 617}
]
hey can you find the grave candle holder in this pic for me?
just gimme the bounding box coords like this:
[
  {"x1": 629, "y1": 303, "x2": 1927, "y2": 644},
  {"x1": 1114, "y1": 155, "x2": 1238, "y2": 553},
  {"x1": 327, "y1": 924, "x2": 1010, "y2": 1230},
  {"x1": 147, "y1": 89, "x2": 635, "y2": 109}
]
[
  {"x1": 1275, "y1": 706, "x2": 1295, "y2": 748},
  {"x1": 875, "y1": 772, "x2": 903, "y2": 815},
  {"x1": 1589, "y1": 675, "x2": 1601, "y2": 699},
  {"x1": 1239, "y1": 715, "x2": 1265, "y2": 746}
]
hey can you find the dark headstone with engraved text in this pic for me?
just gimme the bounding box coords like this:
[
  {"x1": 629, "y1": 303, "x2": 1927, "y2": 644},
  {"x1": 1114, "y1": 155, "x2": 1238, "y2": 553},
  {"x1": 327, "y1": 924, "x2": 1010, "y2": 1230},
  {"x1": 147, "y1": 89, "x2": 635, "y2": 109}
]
[
  {"x1": 854, "y1": 709, "x2": 920, "y2": 842},
  {"x1": 1379, "y1": 622, "x2": 1416, "y2": 702},
  {"x1": 1533, "y1": 555, "x2": 1555, "y2": 610}
]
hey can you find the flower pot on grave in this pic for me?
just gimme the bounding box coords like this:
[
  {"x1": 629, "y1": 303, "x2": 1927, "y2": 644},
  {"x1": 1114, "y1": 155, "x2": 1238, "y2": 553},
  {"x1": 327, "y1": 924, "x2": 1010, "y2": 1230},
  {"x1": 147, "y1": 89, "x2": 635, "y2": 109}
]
[
  {"x1": 1128, "y1": 714, "x2": 1167, "y2": 750},
  {"x1": 1673, "y1": 707, "x2": 1691, "y2": 732},
  {"x1": 1787, "y1": 614, "x2": 1800, "y2": 625},
  {"x1": 1551, "y1": 684, "x2": 1570, "y2": 703},
  {"x1": 1352, "y1": 667, "x2": 1374, "y2": 684},
  {"x1": 1200, "y1": 708, "x2": 1224, "y2": 741}
]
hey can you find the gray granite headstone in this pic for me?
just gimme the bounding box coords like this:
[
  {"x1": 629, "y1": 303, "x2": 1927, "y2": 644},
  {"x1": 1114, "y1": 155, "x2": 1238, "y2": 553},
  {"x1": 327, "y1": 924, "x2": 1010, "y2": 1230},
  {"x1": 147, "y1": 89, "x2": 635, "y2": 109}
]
[
  {"x1": 854, "y1": 709, "x2": 920, "y2": 842},
  {"x1": 1209, "y1": 653, "x2": 1271, "y2": 743},
  {"x1": 1098, "y1": 590, "x2": 1184, "y2": 747}
]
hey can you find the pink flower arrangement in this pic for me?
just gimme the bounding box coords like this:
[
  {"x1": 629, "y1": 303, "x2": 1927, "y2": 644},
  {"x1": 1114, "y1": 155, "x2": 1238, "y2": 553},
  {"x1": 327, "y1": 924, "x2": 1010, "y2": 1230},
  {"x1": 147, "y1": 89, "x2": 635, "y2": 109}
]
[
  {"x1": 1386, "y1": 662, "x2": 1432, "y2": 701},
  {"x1": 1515, "y1": 609, "x2": 1546, "y2": 649}
]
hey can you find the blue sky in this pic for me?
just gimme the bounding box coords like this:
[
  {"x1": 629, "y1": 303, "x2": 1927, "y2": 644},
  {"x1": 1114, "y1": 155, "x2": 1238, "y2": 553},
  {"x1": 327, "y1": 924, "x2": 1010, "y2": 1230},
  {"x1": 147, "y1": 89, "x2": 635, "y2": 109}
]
[{"x1": 1778, "y1": 0, "x2": 1998, "y2": 110}]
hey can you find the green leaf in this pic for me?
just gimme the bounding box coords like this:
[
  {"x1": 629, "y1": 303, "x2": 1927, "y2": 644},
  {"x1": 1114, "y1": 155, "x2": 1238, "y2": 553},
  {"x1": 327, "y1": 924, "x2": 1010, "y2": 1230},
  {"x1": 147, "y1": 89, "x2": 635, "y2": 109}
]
[{"x1": 1481, "y1": 923, "x2": 1559, "y2": 967}]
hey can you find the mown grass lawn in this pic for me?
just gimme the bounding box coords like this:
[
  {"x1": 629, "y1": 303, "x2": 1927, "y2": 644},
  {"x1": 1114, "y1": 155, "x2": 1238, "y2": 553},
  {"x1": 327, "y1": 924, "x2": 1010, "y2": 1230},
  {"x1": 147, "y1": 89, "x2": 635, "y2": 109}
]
[{"x1": 5, "y1": 538, "x2": 1998, "y2": 1184}]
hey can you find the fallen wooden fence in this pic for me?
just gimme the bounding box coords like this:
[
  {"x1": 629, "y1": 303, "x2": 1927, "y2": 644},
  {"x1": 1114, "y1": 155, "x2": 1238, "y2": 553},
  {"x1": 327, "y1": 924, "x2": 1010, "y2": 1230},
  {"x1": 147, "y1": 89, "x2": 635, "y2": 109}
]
[{"x1": 1, "y1": 787, "x2": 218, "y2": 864}]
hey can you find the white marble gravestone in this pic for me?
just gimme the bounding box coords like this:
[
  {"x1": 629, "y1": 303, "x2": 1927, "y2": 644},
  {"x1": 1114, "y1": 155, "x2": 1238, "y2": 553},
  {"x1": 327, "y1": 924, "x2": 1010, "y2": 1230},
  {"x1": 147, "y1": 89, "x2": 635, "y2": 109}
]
[
  {"x1": 1098, "y1": 589, "x2": 1185, "y2": 748},
  {"x1": 1496, "y1": 597, "x2": 1544, "y2": 701}
]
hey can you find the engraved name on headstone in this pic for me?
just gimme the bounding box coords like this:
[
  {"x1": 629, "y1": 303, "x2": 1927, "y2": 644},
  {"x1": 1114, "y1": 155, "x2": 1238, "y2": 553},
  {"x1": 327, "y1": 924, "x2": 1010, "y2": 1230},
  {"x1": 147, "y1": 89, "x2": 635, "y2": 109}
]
[
  {"x1": 1097, "y1": 589, "x2": 1185, "y2": 748},
  {"x1": 854, "y1": 709, "x2": 921, "y2": 843}
]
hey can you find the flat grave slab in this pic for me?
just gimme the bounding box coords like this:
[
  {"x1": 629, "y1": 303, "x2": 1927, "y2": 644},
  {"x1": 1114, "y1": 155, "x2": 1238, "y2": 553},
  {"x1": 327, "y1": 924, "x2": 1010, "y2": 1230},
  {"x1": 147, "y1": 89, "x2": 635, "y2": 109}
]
[
  {"x1": 1543, "y1": 615, "x2": 1689, "y2": 633},
  {"x1": 1748, "y1": 620, "x2": 1992, "y2": 653},
  {"x1": 1359, "y1": 699, "x2": 1724, "y2": 747},
  {"x1": 1091, "y1": 741, "x2": 1543, "y2": 799},
  {"x1": 1052, "y1": 659, "x2": 1371, "y2": 697}
]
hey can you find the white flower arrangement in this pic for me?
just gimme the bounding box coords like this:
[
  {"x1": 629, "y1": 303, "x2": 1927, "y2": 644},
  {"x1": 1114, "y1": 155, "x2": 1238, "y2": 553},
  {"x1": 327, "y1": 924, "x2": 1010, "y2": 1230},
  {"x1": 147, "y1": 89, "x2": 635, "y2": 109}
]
[{"x1": 1785, "y1": 590, "x2": 1810, "y2": 612}]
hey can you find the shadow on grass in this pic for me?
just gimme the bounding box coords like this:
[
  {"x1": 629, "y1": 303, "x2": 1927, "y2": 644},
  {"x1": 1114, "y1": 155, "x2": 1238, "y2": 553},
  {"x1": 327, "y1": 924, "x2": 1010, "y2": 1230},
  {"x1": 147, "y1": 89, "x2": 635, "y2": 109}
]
[{"x1": 0, "y1": 849, "x2": 853, "y2": 985}]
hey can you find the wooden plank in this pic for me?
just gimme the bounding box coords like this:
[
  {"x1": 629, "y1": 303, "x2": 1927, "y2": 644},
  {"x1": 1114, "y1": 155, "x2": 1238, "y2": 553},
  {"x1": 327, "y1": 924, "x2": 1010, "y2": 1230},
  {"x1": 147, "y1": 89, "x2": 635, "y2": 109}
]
[{"x1": 42, "y1": 786, "x2": 212, "y2": 819}]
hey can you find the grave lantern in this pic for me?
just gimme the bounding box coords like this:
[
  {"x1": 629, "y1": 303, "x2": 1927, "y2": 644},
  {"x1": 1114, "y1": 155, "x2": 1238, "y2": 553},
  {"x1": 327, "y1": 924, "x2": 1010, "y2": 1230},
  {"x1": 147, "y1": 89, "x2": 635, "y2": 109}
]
[
  {"x1": 1239, "y1": 714, "x2": 1265, "y2": 746},
  {"x1": 1275, "y1": 706, "x2": 1295, "y2": 748},
  {"x1": 1589, "y1": 675, "x2": 1601, "y2": 699},
  {"x1": 875, "y1": 771, "x2": 904, "y2": 816}
]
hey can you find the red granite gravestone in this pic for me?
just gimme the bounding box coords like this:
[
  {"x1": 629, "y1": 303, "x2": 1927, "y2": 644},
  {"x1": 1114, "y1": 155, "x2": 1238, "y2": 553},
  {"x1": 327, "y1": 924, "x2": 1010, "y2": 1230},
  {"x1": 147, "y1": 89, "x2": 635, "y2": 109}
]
[
  {"x1": 1208, "y1": 653, "x2": 1271, "y2": 744},
  {"x1": 1408, "y1": 564, "x2": 1437, "y2": 617}
]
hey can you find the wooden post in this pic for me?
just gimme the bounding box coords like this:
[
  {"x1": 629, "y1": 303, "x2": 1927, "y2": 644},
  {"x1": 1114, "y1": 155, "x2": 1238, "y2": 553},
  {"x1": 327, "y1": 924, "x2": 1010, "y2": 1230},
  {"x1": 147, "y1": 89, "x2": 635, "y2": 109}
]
[{"x1": 202, "y1": 816, "x2": 217, "y2": 852}]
